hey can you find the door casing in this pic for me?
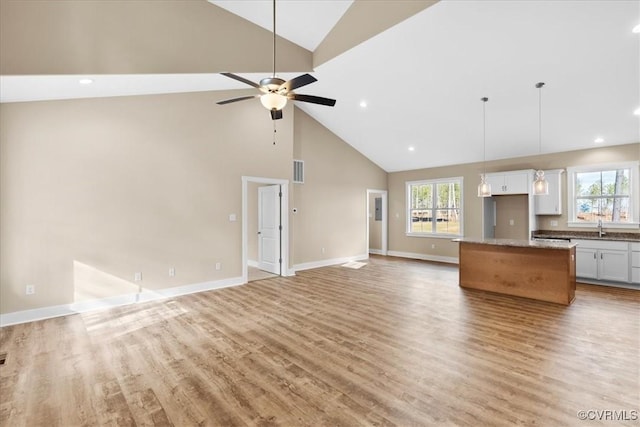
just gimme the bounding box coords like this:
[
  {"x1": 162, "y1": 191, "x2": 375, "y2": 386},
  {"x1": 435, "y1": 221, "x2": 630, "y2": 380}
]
[
  {"x1": 242, "y1": 176, "x2": 290, "y2": 283},
  {"x1": 258, "y1": 184, "x2": 282, "y2": 275}
]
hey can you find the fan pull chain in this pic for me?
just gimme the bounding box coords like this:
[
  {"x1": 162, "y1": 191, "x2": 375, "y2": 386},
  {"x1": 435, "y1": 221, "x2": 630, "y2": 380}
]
[{"x1": 273, "y1": 121, "x2": 277, "y2": 145}]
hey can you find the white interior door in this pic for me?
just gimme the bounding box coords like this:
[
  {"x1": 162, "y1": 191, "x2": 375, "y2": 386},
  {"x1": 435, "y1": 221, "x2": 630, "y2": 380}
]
[{"x1": 258, "y1": 185, "x2": 281, "y2": 275}]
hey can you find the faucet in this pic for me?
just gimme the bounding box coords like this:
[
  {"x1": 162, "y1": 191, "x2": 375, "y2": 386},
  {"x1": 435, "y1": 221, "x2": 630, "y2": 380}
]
[{"x1": 597, "y1": 219, "x2": 606, "y2": 238}]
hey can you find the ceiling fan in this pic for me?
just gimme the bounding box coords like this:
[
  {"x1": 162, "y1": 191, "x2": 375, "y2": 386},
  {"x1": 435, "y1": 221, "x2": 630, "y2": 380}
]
[{"x1": 216, "y1": 0, "x2": 336, "y2": 120}]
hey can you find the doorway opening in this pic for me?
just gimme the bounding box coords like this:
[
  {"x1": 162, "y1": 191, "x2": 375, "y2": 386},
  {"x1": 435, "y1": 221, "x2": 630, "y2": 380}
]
[
  {"x1": 367, "y1": 189, "x2": 388, "y2": 256},
  {"x1": 242, "y1": 176, "x2": 290, "y2": 284}
]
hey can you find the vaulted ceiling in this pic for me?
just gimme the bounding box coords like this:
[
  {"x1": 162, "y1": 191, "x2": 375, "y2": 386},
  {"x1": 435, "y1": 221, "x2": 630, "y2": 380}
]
[{"x1": 1, "y1": 0, "x2": 638, "y2": 172}]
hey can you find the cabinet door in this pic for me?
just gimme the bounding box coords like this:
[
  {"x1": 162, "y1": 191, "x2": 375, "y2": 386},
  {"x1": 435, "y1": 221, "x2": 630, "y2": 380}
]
[
  {"x1": 598, "y1": 250, "x2": 629, "y2": 282},
  {"x1": 485, "y1": 174, "x2": 506, "y2": 195},
  {"x1": 535, "y1": 171, "x2": 562, "y2": 215},
  {"x1": 576, "y1": 248, "x2": 598, "y2": 279},
  {"x1": 504, "y1": 172, "x2": 530, "y2": 194}
]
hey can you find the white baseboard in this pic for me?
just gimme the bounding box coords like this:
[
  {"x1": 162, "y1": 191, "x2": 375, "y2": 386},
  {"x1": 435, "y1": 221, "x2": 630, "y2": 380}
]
[
  {"x1": 0, "y1": 276, "x2": 244, "y2": 327},
  {"x1": 248, "y1": 259, "x2": 295, "y2": 277},
  {"x1": 387, "y1": 250, "x2": 459, "y2": 265},
  {"x1": 368, "y1": 249, "x2": 384, "y2": 255},
  {"x1": 576, "y1": 278, "x2": 640, "y2": 290},
  {"x1": 293, "y1": 254, "x2": 369, "y2": 272}
]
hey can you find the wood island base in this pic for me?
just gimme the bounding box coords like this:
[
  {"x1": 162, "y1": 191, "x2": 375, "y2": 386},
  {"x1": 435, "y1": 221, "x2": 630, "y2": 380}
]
[{"x1": 457, "y1": 239, "x2": 577, "y2": 305}]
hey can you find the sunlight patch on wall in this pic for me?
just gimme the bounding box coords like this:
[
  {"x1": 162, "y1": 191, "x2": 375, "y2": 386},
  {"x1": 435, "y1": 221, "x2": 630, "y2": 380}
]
[{"x1": 73, "y1": 260, "x2": 139, "y2": 302}]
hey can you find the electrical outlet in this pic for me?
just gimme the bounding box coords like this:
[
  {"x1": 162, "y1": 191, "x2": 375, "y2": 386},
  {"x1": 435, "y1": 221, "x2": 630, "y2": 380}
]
[
  {"x1": 550, "y1": 220, "x2": 558, "y2": 227},
  {"x1": 134, "y1": 272, "x2": 142, "y2": 282},
  {"x1": 431, "y1": 244, "x2": 436, "y2": 249},
  {"x1": 509, "y1": 219, "x2": 515, "y2": 226},
  {"x1": 321, "y1": 247, "x2": 325, "y2": 254},
  {"x1": 215, "y1": 262, "x2": 221, "y2": 271},
  {"x1": 169, "y1": 267, "x2": 176, "y2": 277},
  {"x1": 25, "y1": 285, "x2": 35, "y2": 295}
]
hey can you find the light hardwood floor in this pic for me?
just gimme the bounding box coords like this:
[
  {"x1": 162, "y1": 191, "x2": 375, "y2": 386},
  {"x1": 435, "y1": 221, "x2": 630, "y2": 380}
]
[{"x1": 1, "y1": 255, "x2": 638, "y2": 426}]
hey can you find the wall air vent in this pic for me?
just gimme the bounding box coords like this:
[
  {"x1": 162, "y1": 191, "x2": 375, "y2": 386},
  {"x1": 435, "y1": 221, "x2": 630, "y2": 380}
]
[{"x1": 293, "y1": 160, "x2": 304, "y2": 184}]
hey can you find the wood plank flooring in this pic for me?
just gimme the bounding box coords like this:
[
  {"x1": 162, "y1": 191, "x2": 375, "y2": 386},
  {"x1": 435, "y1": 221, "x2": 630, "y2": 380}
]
[{"x1": 1, "y1": 255, "x2": 638, "y2": 426}]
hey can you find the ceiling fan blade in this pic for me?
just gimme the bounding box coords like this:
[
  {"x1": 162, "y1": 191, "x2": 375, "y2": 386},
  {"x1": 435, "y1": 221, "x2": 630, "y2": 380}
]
[
  {"x1": 216, "y1": 94, "x2": 260, "y2": 105},
  {"x1": 220, "y1": 72, "x2": 261, "y2": 89},
  {"x1": 270, "y1": 109, "x2": 283, "y2": 120},
  {"x1": 290, "y1": 93, "x2": 336, "y2": 107},
  {"x1": 280, "y1": 74, "x2": 317, "y2": 93}
]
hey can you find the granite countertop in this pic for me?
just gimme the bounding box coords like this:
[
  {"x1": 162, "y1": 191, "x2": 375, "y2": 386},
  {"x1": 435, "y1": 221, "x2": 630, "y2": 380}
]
[
  {"x1": 532, "y1": 230, "x2": 640, "y2": 242},
  {"x1": 453, "y1": 237, "x2": 577, "y2": 250}
]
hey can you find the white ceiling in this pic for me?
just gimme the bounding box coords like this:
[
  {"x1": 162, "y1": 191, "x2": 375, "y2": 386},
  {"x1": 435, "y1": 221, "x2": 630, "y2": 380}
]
[
  {"x1": 1, "y1": 0, "x2": 639, "y2": 172},
  {"x1": 208, "y1": 0, "x2": 353, "y2": 51}
]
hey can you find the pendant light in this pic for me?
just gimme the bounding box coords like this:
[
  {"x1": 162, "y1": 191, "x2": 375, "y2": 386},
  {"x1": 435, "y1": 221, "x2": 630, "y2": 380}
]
[
  {"x1": 533, "y1": 82, "x2": 549, "y2": 195},
  {"x1": 478, "y1": 97, "x2": 492, "y2": 197}
]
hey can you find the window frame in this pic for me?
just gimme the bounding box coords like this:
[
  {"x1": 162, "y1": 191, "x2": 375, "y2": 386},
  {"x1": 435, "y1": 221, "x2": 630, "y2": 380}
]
[
  {"x1": 405, "y1": 176, "x2": 464, "y2": 238},
  {"x1": 566, "y1": 161, "x2": 639, "y2": 229}
]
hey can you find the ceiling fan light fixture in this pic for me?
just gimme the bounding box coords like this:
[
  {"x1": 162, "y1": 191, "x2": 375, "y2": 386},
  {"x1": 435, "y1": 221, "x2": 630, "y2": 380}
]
[
  {"x1": 260, "y1": 93, "x2": 288, "y2": 111},
  {"x1": 215, "y1": 0, "x2": 335, "y2": 121}
]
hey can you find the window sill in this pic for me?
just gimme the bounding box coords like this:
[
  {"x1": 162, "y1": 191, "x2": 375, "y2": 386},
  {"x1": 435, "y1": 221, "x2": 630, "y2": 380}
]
[
  {"x1": 405, "y1": 232, "x2": 462, "y2": 239},
  {"x1": 567, "y1": 222, "x2": 639, "y2": 229}
]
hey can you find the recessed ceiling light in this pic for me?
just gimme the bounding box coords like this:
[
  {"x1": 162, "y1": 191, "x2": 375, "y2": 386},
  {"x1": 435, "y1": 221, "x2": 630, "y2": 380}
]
[
  {"x1": 79, "y1": 78, "x2": 93, "y2": 85},
  {"x1": 408, "y1": 146, "x2": 415, "y2": 152},
  {"x1": 633, "y1": 24, "x2": 640, "y2": 34},
  {"x1": 594, "y1": 137, "x2": 604, "y2": 144},
  {"x1": 634, "y1": 107, "x2": 640, "y2": 116},
  {"x1": 359, "y1": 100, "x2": 367, "y2": 108}
]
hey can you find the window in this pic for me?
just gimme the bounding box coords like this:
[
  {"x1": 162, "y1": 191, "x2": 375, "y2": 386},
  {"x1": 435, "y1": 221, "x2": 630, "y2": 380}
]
[
  {"x1": 406, "y1": 177, "x2": 463, "y2": 236},
  {"x1": 567, "y1": 161, "x2": 639, "y2": 228}
]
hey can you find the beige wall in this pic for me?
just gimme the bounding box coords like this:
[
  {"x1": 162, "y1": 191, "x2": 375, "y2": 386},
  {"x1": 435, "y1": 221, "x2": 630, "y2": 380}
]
[
  {"x1": 533, "y1": 144, "x2": 640, "y2": 232},
  {"x1": 292, "y1": 109, "x2": 387, "y2": 265},
  {"x1": 0, "y1": 0, "x2": 311, "y2": 74},
  {"x1": 369, "y1": 193, "x2": 383, "y2": 251},
  {"x1": 0, "y1": 91, "x2": 294, "y2": 314},
  {"x1": 1, "y1": 90, "x2": 635, "y2": 316},
  {"x1": 388, "y1": 143, "x2": 639, "y2": 260},
  {"x1": 494, "y1": 195, "x2": 529, "y2": 240},
  {"x1": 0, "y1": 95, "x2": 388, "y2": 315}
]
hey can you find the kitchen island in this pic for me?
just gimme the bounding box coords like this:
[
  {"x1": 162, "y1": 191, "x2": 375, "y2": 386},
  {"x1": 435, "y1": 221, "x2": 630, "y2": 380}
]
[{"x1": 454, "y1": 238, "x2": 577, "y2": 305}]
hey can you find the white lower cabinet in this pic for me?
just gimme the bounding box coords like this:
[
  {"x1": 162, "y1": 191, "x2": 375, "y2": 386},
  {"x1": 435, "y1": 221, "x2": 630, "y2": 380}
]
[
  {"x1": 574, "y1": 240, "x2": 630, "y2": 283},
  {"x1": 632, "y1": 243, "x2": 640, "y2": 284},
  {"x1": 598, "y1": 249, "x2": 630, "y2": 282},
  {"x1": 576, "y1": 248, "x2": 598, "y2": 279}
]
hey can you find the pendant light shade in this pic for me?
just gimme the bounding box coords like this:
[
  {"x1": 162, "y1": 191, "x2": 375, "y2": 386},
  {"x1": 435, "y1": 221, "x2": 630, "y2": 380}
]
[
  {"x1": 478, "y1": 97, "x2": 492, "y2": 198},
  {"x1": 533, "y1": 82, "x2": 549, "y2": 195},
  {"x1": 478, "y1": 176, "x2": 492, "y2": 197},
  {"x1": 533, "y1": 170, "x2": 549, "y2": 194}
]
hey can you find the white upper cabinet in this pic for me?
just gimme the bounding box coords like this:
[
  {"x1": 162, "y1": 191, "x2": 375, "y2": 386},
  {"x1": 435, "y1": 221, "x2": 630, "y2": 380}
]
[
  {"x1": 535, "y1": 169, "x2": 564, "y2": 215},
  {"x1": 485, "y1": 170, "x2": 533, "y2": 195}
]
